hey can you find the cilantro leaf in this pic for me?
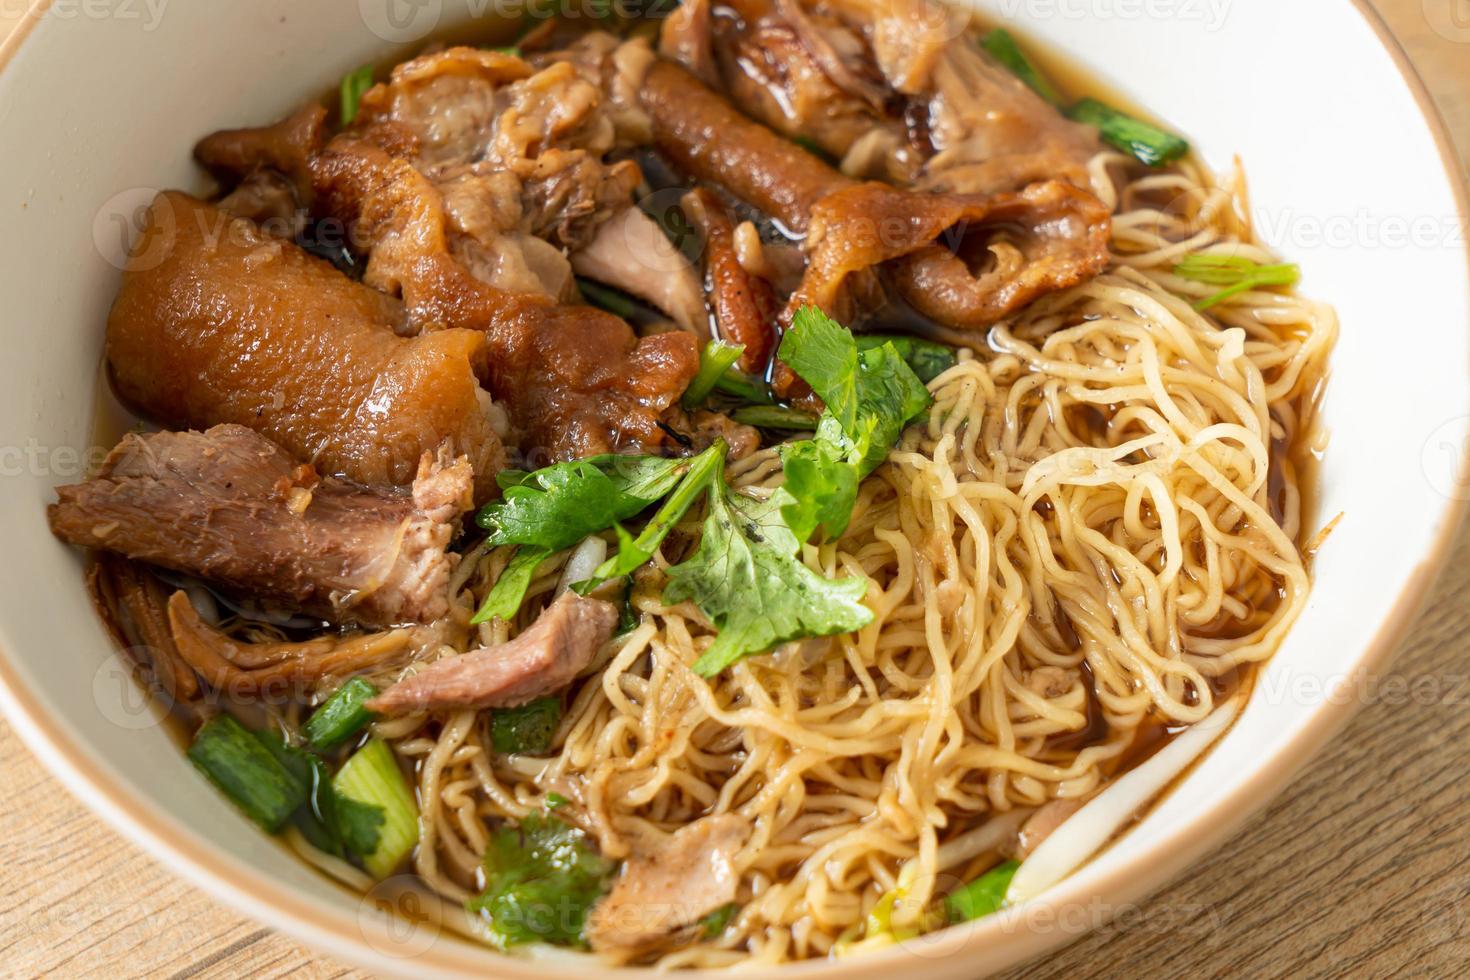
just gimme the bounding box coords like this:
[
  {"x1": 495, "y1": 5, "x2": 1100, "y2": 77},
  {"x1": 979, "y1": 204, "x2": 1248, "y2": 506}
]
[
  {"x1": 773, "y1": 436, "x2": 858, "y2": 544},
  {"x1": 845, "y1": 341, "x2": 933, "y2": 474},
  {"x1": 771, "y1": 308, "x2": 932, "y2": 544},
  {"x1": 575, "y1": 440, "x2": 726, "y2": 593},
  {"x1": 470, "y1": 545, "x2": 553, "y2": 626},
  {"x1": 665, "y1": 469, "x2": 873, "y2": 678},
  {"x1": 334, "y1": 794, "x2": 386, "y2": 858},
  {"x1": 468, "y1": 813, "x2": 615, "y2": 948},
  {"x1": 781, "y1": 306, "x2": 863, "y2": 434},
  {"x1": 490, "y1": 696, "x2": 562, "y2": 755},
  {"x1": 477, "y1": 455, "x2": 690, "y2": 552},
  {"x1": 855, "y1": 334, "x2": 958, "y2": 384}
]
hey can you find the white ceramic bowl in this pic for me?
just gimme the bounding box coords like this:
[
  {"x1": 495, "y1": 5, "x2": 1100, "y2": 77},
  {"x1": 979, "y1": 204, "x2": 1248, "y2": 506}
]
[{"x1": 0, "y1": 0, "x2": 1466, "y2": 976}]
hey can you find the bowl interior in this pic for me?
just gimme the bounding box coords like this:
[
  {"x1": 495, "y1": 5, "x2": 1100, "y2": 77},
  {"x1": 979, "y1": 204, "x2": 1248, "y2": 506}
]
[{"x1": 0, "y1": 1, "x2": 1465, "y2": 977}]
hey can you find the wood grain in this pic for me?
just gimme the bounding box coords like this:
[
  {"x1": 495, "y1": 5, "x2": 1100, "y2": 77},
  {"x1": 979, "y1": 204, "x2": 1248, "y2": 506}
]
[{"x1": 2, "y1": 1, "x2": 1469, "y2": 977}]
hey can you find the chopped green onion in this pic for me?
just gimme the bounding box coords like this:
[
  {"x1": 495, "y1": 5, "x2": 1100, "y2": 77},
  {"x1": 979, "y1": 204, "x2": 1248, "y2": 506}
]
[
  {"x1": 491, "y1": 697, "x2": 563, "y2": 755},
  {"x1": 187, "y1": 715, "x2": 308, "y2": 833},
  {"x1": 333, "y1": 739, "x2": 419, "y2": 880},
  {"x1": 1068, "y1": 98, "x2": 1189, "y2": 167},
  {"x1": 730, "y1": 406, "x2": 821, "y2": 431},
  {"x1": 577, "y1": 277, "x2": 639, "y2": 319},
  {"x1": 946, "y1": 860, "x2": 1020, "y2": 922},
  {"x1": 471, "y1": 545, "x2": 553, "y2": 626},
  {"x1": 339, "y1": 64, "x2": 375, "y2": 126},
  {"x1": 683, "y1": 340, "x2": 747, "y2": 409},
  {"x1": 1173, "y1": 254, "x2": 1301, "y2": 310},
  {"x1": 545, "y1": 792, "x2": 570, "y2": 810},
  {"x1": 484, "y1": 45, "x2": 521, "y2": 56},
  {"x1": 305, "y1": 677, "x2": 379, "y2": 750},
  {"x1": 980, "y1": 29, "x2": 1064, "y2": 106},
  {"x1": 700, "y1": 902, "x2": 739, "y2": 938},
  {"x1": 854, "y1": 335, "x2": 957, "y2": 384},
  {"x1": 713, "y1": 370, "x2": 775, "y2": 405}
]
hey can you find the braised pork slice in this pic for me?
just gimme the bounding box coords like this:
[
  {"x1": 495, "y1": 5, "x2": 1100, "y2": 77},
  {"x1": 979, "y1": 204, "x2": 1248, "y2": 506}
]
[
  {"x1": 107, "y1": 191, "x2": 506, "y2": 500},
  {"x1": 797, "y1": 179, "x2": 1112, "y2": 329},
  {"x1": 49, "y1": 425, "x2": 472, "y2": 627},
  {"x1": 195, "y1": 102, "x2": 326, "y2": 198},
  {"x1": 367, "y1": 591, "x2": 617, "y2": 714},
  {"x1": 681, "y1": 188, "x2": 779, "y2": 373},
  {"x1": 586, "y1": 813, "x2": 751, "y2": 951},
  {"x1": 641, "y1": 59, "x2": 853, "y2": 236},
  {"x1": 661, "y1": 0, "x2": 1097, "y2": 195},
  {"x1": 309, "y1": 138, "x2": 699, "y2": 460},
  {"x1": 640, "y1": 61, "x2": 1110, "y2": 343},
  {"x1": 572, "y1": 205, "x2": 710, "y2": 337},
  {"x1": 693, "y1": 0, "x2": 917, "y2": 182}
]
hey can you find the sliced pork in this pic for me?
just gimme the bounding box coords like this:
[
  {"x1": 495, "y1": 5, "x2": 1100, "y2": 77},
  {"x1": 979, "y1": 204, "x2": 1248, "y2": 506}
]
[
  {"x1": 367, "y1": 591, "x2": 618, "y2": 714},
  {"x1": 572, "y1": 205, "x2": 711, "y2": 336},
  {"x1": 48, "y1": 425, "x2": 473, "y2": 628},
  {"x1": 586, "y1": 813, "x2": 751, "y2": 951}
]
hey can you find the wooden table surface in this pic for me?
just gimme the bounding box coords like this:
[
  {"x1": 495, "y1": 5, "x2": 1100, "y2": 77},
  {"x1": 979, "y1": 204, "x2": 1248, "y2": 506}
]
[{"x1": 3, "y1": 2, "x2": 1469, "y2": 978}]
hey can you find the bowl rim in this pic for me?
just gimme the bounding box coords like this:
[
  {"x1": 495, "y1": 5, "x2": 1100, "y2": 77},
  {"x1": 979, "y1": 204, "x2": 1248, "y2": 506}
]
[{"x1": 1, "y1": 0, "x2": 1467, "y2": 977}]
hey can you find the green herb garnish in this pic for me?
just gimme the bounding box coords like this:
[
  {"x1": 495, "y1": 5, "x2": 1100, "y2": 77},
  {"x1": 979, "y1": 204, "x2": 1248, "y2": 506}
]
[
  {"x1": 470, "y1": 545, "x2": 554, "y2": 626},
  {"x1": 854, "y1": 335, "x2": 958, "y2": 384},
  {"x1": 981, "y1": 29, "x2": 1064, "y2": 105},
  {"x1": 700, "y1": 902, "x2": 739, "y2": 938},
  {"x1": 187, "y1": 715, "x2": 307, "y2": 833},
  {"x1": 945, "y1": 860, "x2": 1020, "y2": 922},
  {"x1": 978, "y1": 30, "x2": 1189, "y2": 167},
  {"x1": 768, "y1": 307, "x2": 932, "y2": 543},
  {"x1": 729, "y1": 405, "x2": 821, "y2": 430},
  {"x1": 339, "y1": 64, "x2": 375, "y2": 126},
  {"x1": 683, "y1": 340, "x2": 747, "y2": 409},
  {"x1": 468, "y1": 813, "x2": 616, "y2": 948},
  {"x1": 477, "y1": 456, "x2": 691, "y2": 552},
  {"x1": 577, "y1": 277, "x2": 640, "y2": 319},
  {"x1": 576, "y1": 440, "x2": 727, "y2": 592},
  {"x1": 1173, "y1": 254, "x2": 1302, "y2": 310},
  {"x1": 491, "y1": 697, "x2": 562, "y2": 755},
  {"x1": 333, "y1": 739, "x2": 418, "y2": 880},
  {"x1": 667, "y1": 457, "x2": 874, "y2": 678},
  {"x1": 1067, "y1": 98, "x2": 1189, "y2": 167},
  {"x1": 304, "y1": 677, "x2": 378, "y2": 750}
]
